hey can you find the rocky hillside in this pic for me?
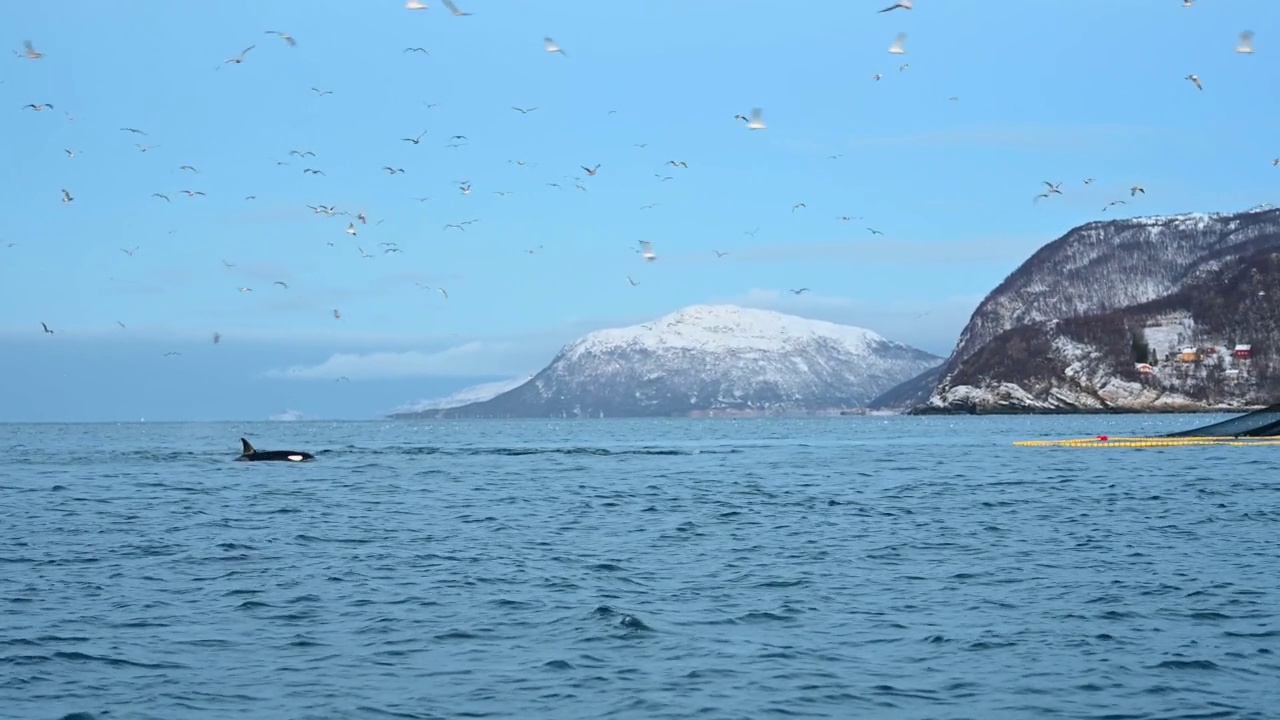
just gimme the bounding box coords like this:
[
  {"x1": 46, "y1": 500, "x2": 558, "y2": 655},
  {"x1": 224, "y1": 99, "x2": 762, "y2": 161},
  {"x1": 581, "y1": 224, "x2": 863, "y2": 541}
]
[
  {"x1": 391, "y1": 305, "x2": 942, "y2": 418},
  {"x1": 926, "y1": 207, "x2": 1280, "y2": 405},
  {"x1": 922, "y1": 244, "x2": 1280, "y2": 413}
]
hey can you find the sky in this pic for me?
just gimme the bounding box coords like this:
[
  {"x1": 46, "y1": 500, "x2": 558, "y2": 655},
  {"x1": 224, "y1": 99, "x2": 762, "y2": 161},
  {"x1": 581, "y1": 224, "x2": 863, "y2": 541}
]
[{"x1": 2, "y1": 0, "x2": 1277, "y2": 422}]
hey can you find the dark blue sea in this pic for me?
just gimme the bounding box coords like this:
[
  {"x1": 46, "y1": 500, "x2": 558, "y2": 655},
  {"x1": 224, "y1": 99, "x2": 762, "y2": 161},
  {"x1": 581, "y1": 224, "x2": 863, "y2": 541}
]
[{"x1": 2, "y1": 415, "x2": 1278, "y2": 720}]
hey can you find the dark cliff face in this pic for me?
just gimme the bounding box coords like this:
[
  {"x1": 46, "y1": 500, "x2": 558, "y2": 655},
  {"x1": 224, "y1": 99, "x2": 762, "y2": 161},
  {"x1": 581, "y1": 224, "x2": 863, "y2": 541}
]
[
  {"x1": 934, "y1": 208, "x2": 1280, "y2": 395},
  {"x1": 925, "y1": 247, "x2": 1280, "y2": 412},
  {"x1": 866, "y1": 365, "x2": 942, "y2": 410}
]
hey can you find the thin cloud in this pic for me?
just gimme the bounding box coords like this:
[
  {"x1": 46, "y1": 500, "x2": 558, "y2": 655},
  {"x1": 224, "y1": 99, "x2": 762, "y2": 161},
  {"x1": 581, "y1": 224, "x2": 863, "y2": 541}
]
[
  {"x1": 849, "y1": 123, "x2": 1167, "y2": 150},
  {"x1": 259, "y1": 312, "x2": 665, "y2": 381},
  {"x1": 104, "y1": 279, "x2": 168, "y2": 296},
  {"x1": 723, "y1": 288, "x2": 982, "y2": 356},
  {"x1": 225, "y1": 202, "x2": 321, "y2": 227},
  {"x1": 226, "y1": 262, "x2": 297, "y2": 284},
  {"x1": 264, "y1": 340, "x2": 532, "y2": 380},
  {"x1": 391, "y1": 376, "x2": 528, "y2": 414},
  {"x1": 666, "y1": 236, "x2": 1042, "y2": 267},
  {"x1": 0, "y1": 323, "x2": 449, "y2": 347}
]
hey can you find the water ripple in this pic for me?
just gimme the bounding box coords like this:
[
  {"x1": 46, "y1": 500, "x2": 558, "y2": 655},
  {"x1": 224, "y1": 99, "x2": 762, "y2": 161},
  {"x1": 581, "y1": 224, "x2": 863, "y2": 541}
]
[{"x1": 0, "y1": 416, "x2": 1278, "y2": 719}]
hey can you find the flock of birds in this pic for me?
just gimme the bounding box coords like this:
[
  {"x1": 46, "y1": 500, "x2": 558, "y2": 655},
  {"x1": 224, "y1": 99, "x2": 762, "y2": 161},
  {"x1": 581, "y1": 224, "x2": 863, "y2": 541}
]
[{"x1": 7, "y1": 0, "x2": 1270, "y2": 358}]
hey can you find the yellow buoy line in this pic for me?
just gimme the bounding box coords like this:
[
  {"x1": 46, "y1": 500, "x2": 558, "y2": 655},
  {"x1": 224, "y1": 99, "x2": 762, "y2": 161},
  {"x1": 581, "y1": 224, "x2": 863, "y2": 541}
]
[{"x1": 1013, "y1": 435, "x2": 1280, "y2": 448}]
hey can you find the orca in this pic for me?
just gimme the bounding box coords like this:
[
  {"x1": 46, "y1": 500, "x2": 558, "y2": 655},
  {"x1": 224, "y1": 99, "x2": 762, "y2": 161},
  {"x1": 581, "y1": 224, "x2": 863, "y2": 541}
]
[{"x1": 235, "y1": 437, "x2": 315, "y2": 463}]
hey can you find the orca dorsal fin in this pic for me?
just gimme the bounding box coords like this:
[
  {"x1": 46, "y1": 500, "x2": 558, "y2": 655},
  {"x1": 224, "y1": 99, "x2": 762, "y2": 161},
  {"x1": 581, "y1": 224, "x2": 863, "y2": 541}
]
[{"x1": 240, "y1": 438, "x2": 255, "y2": 455}]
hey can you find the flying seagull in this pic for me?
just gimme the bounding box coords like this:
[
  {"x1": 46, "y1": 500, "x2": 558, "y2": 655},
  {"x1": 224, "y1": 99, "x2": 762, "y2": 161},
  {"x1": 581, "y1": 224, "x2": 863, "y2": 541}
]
[
  {"x1": 888, "y1": 33, "x2": 907, "y2": 54},
  {"x1": 1186, "y1": 74, "x2": 1203, "y2": 90},
  {"x1": 406, "y1": 0, "x2": 428, "y2": 8},
  {"x1": 404, "y1": 47, "x2": 430, "y2": 55},
  {"x1": 21, "y1": 40, "x2": 43, "y2": 60},
  {"x1": 791, "y1": 288, "x2": 810, "y2": 295},
  {"x1": 265, "y1": 30, "x2": 296, "y2": 46},
  {"x1": 441, "y1": 0, "x2": 471, "y2": 16},
  {"x1": 41, "y1": 322, "x2": 53, "y2": 334},
  {"x1": 639, "y1": 240, "x2": 657, "y2": 261},
  {"x1": 1236, "y1": 31, "x2": 1255, "y2": 54},
  {"x1": 879, "y1": 1, "x2": 912, "y2": 11},
  {"x1": 746, "y1": 108, "x2": 766, "y2": 130},
  {"x1": 222, "y1": 46, "x2": 255, "y2": 65},
  {"x1": 544, "y1": 37, "x2": 567, "y2": 56},
  {"x1": 512, "y1": 106, "x2": 539, "y2": 114}
]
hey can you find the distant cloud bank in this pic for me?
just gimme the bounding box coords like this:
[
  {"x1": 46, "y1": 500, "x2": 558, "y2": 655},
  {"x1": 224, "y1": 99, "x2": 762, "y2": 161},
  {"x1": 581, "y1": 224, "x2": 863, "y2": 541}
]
[{"x1": 263, "y1": 340, "x2": 541, "y2": 380}]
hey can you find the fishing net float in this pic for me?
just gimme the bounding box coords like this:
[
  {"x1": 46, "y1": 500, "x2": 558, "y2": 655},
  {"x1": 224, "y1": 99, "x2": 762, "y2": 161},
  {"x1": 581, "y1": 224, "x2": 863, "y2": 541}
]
[{"x1": 1013, "y1": 403, "x2": 1280, "y2": 447}]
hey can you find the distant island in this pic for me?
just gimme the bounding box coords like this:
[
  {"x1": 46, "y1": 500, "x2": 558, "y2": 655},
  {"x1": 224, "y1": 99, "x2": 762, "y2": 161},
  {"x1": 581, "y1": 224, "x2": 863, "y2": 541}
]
[
  {"x1": 871, "y1": 206, "x2": 1280, "y2": 414},
  {"x1": 390, "y1": 305, "x2": 941, "y2": 419}
]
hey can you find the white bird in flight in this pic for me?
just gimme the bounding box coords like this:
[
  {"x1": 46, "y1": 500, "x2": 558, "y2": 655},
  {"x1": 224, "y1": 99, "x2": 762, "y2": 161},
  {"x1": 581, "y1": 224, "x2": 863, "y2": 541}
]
[
  {"x1": 441, "y1": 0, "x2": 471, "y2": 16},
  {"x1": 879, "y1": 1, "x2": 912, "y2": 12},
  {"x1": 638, "y1": 240, "x2": 657, "y2": 262},
  {"x1": 1236, "y1": 31, "x2": 1255, "y2": 54},
  {"x1": 746, "y1": 108, "x2": 766, "y2": 130},
  {"x1": 265, "y1": 30, "x2": 296, "y2": 47},
  {"x1": 888, "y1": 33, "x2": 907, "y2": 55},
  {"x1": 223, "y1": 46, "x2": 254, "y2": 65},
  {"x1": 405, "y1": 0, "x2": 427, "y2": 9},
  {"x1": 544, "y1": 37, "x2": 567, "y2": 56}
]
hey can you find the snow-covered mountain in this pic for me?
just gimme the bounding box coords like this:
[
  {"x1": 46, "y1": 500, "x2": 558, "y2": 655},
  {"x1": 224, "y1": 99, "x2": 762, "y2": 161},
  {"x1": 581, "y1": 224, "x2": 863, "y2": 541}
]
[
  {"x1": 392, "y1": 305, "x2": 941, "y2": 418},
  {"x1": 917, "y1": 207, "x2": 1280, "y2": 411},
  {"x1": 921, "y1": 238, "x2": 1280, "y2": 413}
]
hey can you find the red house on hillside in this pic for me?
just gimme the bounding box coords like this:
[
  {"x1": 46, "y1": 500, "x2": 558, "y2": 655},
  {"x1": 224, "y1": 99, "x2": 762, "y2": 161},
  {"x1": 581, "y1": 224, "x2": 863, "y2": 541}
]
[{"x1": 1234, "y1": 344, "x2": 1253, "y2": 360}]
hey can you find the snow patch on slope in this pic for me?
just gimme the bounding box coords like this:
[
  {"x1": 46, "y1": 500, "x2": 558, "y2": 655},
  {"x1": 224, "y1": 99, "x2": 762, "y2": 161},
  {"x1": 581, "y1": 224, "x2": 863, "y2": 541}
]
[{"x1": 562, "y1": 304, "x2": 884, "y2": 359}]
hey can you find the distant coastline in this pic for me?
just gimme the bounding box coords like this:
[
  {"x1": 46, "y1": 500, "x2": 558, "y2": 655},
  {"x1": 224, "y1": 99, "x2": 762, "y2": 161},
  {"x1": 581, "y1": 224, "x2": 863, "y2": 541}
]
[{"x1": 909, "y1": 404, "x2": 1264, "y2": 416}]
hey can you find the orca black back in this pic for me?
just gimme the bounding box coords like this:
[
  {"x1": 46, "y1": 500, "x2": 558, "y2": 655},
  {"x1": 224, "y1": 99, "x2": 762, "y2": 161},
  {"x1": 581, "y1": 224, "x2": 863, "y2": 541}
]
[{"x1": 236, "y1": 437, "x2": 316, "y2": 462}]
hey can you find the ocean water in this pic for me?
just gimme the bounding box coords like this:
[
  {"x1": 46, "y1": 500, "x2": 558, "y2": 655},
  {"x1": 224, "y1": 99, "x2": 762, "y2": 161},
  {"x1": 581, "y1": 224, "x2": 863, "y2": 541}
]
[{"x1": 2, "y1": 415, "x2": 1278, "y2": 720}]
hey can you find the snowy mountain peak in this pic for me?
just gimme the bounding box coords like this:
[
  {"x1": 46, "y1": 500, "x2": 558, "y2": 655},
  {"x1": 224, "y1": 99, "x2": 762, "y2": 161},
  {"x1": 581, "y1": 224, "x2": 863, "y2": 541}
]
[
  {"x1": 393, "y1": 304, "x2": 942, "y2": 418},
  {"x1": 563, "y1": 304, "x2": 886, "y2": 360}
]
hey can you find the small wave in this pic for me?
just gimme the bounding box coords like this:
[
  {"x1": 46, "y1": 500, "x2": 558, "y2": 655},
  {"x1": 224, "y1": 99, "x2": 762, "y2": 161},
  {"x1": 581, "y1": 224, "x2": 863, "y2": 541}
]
[
  {"x1": 362, "y1": 445, "x2": 744, "y2": 457},
  {"x1": 1151, "y1": 659, "x2": 1221, "y2": 671},
  {"x1": 51, "y1": 651, "x2": 187, "y2": 669}
]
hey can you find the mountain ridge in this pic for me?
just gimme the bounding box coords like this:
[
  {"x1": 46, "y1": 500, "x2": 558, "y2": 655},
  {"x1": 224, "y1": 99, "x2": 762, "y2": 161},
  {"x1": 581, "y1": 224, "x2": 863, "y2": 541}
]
[
  {"x1": 391, "y1": 304, "x2": 941, "y2": 419},
  {"x1": 903, "y1": 207, "x2": 1280, "y2": 413}
]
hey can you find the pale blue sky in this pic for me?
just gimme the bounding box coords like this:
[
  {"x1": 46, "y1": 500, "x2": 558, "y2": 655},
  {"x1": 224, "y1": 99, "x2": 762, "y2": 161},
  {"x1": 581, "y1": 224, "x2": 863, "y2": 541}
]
[{"x1": 2, "y1": 0, "x2": 1276, "y2": 421}]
